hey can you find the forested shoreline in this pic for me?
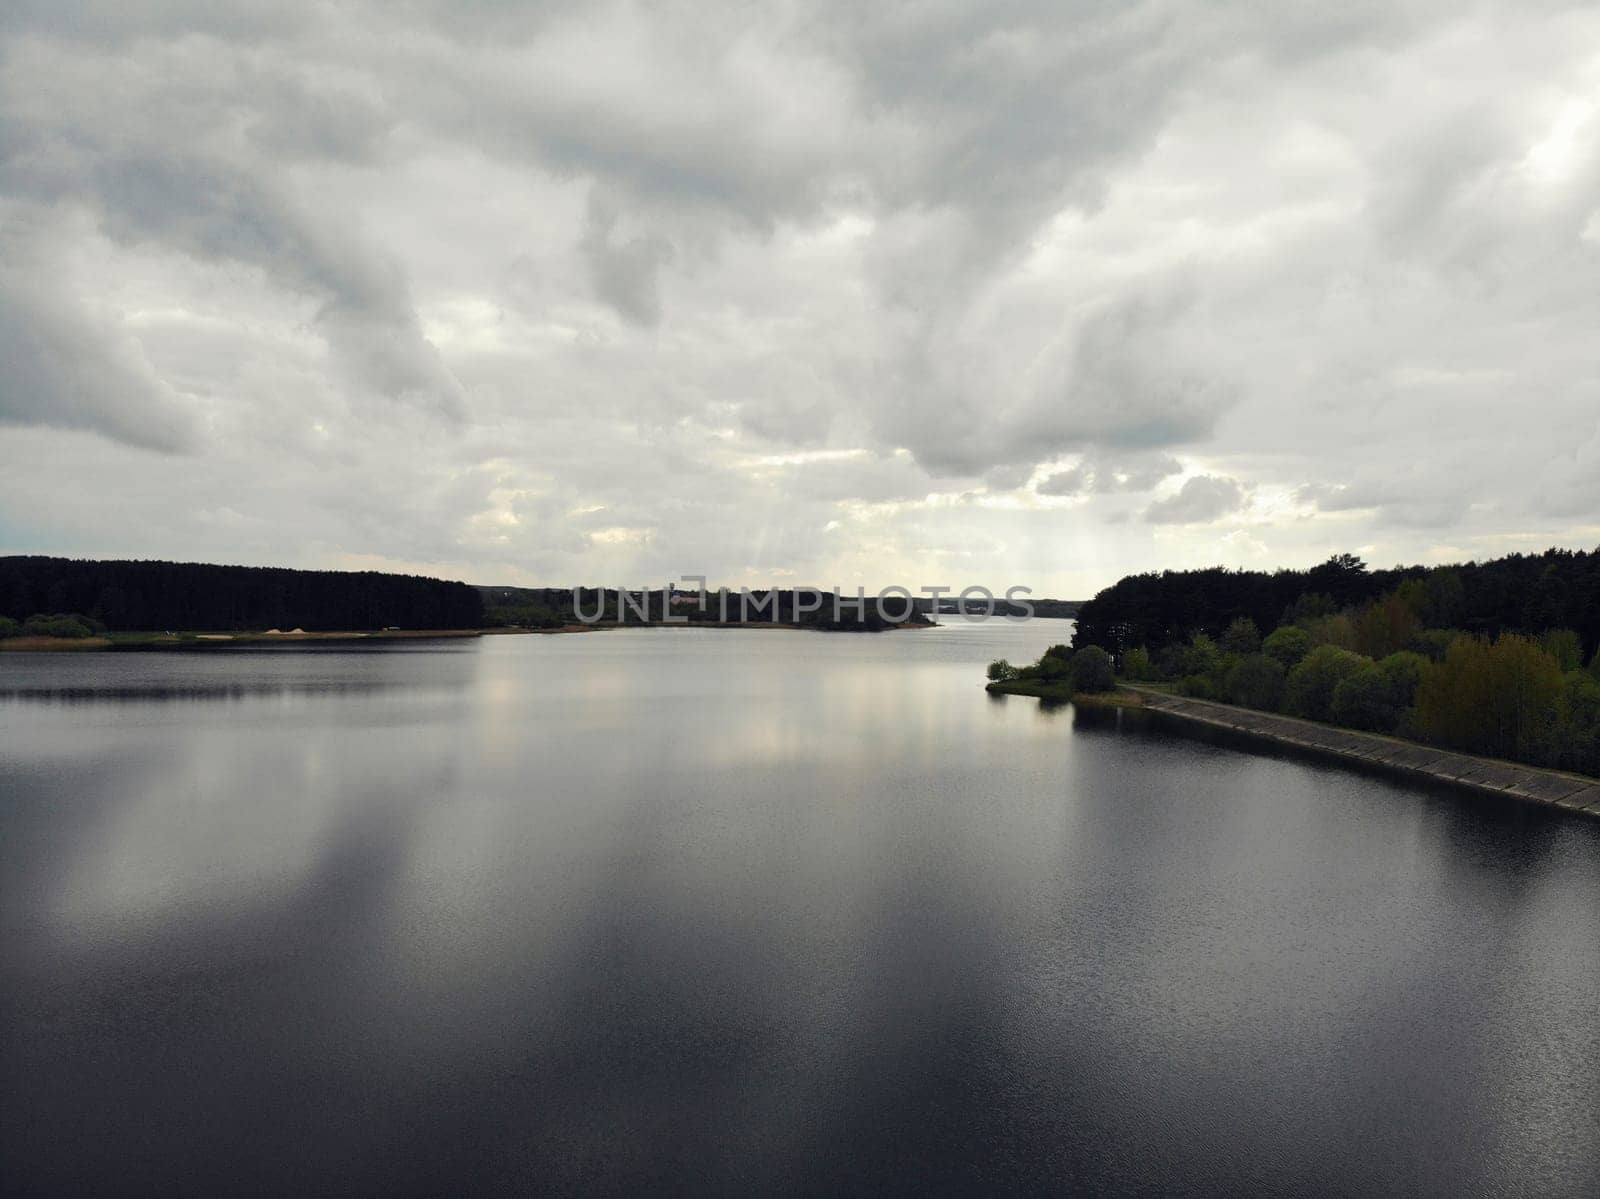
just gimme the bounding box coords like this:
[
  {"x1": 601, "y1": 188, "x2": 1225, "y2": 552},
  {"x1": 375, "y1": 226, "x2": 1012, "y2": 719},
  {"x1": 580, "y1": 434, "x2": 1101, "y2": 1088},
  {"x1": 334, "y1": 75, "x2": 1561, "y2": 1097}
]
[
  {"x1": 0, "y1": 557, "x2": 484, "y2": 634},
  {"x1": 1071, "y1": 549, "x2": 1600, "y2": 659},
  {"x1": 1030, "y1": 549, "x2": 1600, "y2": 778}
]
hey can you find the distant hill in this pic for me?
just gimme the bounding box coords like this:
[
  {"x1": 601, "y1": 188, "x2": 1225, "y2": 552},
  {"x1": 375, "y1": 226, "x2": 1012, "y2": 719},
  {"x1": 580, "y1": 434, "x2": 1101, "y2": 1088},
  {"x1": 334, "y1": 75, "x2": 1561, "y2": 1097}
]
[
  {"x1": 476, "y1": 585, "x2": 932, "y2": 630},
  {"x1": 1030, "y1": 599, "x2": 1083, "y2": 619},
  {"x1": 479, "y1": 586, "x2": 1082, "y2": 626}
]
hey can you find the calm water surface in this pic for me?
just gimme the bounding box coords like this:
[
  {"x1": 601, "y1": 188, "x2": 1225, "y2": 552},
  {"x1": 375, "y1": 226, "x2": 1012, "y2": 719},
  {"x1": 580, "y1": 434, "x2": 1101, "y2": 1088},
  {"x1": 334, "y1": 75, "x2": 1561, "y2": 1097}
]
[{"x1": 2, "y1": 624, "x2": 1598, "y2": 1196}]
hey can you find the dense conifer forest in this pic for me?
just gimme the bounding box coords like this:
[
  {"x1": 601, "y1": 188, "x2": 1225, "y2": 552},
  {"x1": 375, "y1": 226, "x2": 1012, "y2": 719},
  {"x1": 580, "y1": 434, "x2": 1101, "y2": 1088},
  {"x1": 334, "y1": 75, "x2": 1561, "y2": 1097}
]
[{"x1": 0, "y1": 557, "x2": 484, "y2": 633}]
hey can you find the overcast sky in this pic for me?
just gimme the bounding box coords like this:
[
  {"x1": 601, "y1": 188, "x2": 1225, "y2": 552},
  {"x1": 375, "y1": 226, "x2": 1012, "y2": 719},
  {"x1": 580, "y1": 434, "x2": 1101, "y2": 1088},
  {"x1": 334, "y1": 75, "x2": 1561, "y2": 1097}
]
[{"x1": 2, "y1": 1, "x2": 1597, "y2": 596}]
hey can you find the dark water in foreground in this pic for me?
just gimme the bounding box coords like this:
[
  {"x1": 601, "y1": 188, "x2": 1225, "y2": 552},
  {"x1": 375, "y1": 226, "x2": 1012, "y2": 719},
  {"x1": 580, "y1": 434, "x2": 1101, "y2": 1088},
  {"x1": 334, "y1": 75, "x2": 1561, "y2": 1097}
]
[{"x1": 2, "y1": 625, "x2": 1598, "y2": 1197}]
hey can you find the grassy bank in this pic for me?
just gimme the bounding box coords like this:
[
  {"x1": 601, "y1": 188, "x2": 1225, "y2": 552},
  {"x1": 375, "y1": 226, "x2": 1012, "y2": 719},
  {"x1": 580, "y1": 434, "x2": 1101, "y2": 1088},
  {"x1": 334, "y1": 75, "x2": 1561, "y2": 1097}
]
[{"x1": 986, "y1": 679, "x2": 1146, "y2": 709}]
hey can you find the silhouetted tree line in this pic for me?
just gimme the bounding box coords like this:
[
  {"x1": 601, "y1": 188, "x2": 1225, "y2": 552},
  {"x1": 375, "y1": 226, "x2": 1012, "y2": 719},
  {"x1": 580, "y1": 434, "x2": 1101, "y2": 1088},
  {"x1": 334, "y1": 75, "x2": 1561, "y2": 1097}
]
[
  {"x1": 1072, "y1": 548, "x2": 1600, "y2": 662},
  {"x1": 0, "y1": 557, "x2": 484, "y2": 632}
]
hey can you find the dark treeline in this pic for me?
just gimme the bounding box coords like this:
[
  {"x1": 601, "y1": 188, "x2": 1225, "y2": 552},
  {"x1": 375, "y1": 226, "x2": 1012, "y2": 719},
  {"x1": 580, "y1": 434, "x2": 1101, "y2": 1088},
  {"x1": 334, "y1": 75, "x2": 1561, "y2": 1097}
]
[
  {"x1": 480, "y1": 586, "x2": 934, "y2": 630},
  {"x1": 1072, "y1": 549, "x2": 1600, "y2": 660},
  {"x1": 1060, "y1": 547, "x2": 1600, "y2": 778},
  {"x1": 0, "y1": 557, "x2": 484, "y2": 632}
]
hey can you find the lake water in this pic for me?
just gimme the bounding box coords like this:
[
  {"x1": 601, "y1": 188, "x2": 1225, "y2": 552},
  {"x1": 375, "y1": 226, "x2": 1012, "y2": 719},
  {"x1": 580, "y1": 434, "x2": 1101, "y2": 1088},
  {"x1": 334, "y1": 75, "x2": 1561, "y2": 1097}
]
[{"x1": 3, "y1": 624, "x2": 1598, "y2": 1196}]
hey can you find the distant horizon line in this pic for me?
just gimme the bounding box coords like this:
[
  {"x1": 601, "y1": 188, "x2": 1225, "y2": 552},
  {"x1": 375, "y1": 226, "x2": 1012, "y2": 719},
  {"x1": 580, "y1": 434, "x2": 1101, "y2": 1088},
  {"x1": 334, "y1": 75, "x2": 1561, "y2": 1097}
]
[{"x1": 5, "y1": 543, "x2": 1600, "y2": 603}]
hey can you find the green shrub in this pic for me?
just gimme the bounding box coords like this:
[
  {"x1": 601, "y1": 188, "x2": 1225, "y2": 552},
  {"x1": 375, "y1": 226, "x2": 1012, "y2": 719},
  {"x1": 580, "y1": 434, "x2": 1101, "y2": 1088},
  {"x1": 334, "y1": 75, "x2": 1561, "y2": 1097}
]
[
  {"x1": 1068, "y1": 645, "x2": 1116, "y2": 693},
  {"x1": 1377, "y1": 651, "x2": 1429, "y2": 710},
  {"x1": 1285, "y1": 646, "x2": 1370, "y2": 722},
  {"x1": 1225, "y1": 653, "x2": 1286, "y2": 711},
  {"x1": 986, "y1": 659, "x2": 1017, "y2": 683},
  {"x1": 0, "y1": 615, "x2": 17, "y2": 638}
]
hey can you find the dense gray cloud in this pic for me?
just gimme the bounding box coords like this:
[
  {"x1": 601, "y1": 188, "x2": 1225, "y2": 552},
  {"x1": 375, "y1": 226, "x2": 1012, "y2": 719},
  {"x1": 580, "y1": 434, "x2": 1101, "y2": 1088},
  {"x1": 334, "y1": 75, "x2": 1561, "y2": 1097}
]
[
  {"x1": 1, "y1": 1, "x2": 1597, "y2": 595},
  {"x1": 0, "y1": 262, "x2": 197, "y2": 451},
  {"x1": 1038, "y1": 454, "x2": 1183, "y2": 497},
  {"x1": 578, "y1": 193, "x2": 674, "y2": 327},
  {"x1": 0, "y1": 31, "x2": 464, "y2": 428},
  {"x1": 1144, "y1": 475, "x2": 1247, "y2": 525}
]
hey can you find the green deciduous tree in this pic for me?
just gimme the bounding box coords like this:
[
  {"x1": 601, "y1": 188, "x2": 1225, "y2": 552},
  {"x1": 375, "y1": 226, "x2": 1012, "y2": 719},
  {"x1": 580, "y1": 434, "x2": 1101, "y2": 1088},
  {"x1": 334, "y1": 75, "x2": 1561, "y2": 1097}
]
[
  {"x1": 1354, "y1": 592, "x2": 1421, "y2": 659},
  {"x1": 1330, "y1": 665, "x2": 1399, "y2": 732},
  {"x1": 1180, "y1": 632, "x2": 1221, "y2": 678},
  {"x1": 1303, "y1": 613, "x2": 1357, "y2": 652},
  {"x1": 987, "y1": 659, "x2": 1017, "y2": 683},
  {"x1": 1412, "y1": 634, "x2": 1564, "y2": 764},
  {"x1": 1262, "y1": 625, "x2": 1312, "y2": 670},
  {"x1": 1285, "y1": 646, "x2": 1370, "y2": 722},
  {"x1": 1377, "y1": 651, "x2": 1429, "y2": 710},
  {"x1": 1539, "y1": 628, "x2": 1583, "y2": 672},
  {"x1": 1068, "y1": 645, "x2": 1116, "y2": 693},
  {"x1": 1556, "y1": 671, "x2": 1600, "y2": 775},
  {"x1": 22, "y1": 613, "x2": 95, "y2": 639},
  {"x1": 1036, "y1": 653, "x2": 1071, "y2": 681}
]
